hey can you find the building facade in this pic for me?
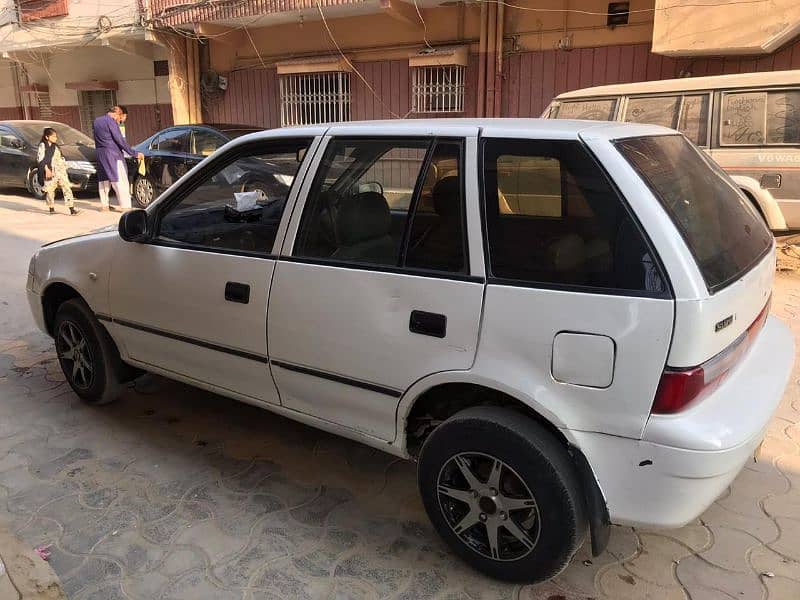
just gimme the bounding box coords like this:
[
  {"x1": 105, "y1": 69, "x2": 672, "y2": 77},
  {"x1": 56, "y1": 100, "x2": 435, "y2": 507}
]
[
  {"x1": 144, "y1": 0, "x2": 800, "y2": 130},
  {"x1": 2, "y1": 0, "x2": 800, "y2": 138}
]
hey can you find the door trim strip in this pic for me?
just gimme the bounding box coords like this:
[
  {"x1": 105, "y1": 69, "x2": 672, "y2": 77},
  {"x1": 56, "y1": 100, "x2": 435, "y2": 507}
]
[
  {"x1": 97, "y1": 314, "x2": 270, "y2": 364},
  {"x1": 270, "y1": 360, "x2": 402, "y2": 398}
]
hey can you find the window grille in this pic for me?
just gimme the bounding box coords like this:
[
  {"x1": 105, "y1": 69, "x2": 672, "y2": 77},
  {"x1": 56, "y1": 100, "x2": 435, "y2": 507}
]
[
  {"x1": 279, "y1": 72, "x2": 350, "y2": 127},
  {"x1": 411, "y1": 65, "x2": 465, "y2": 114}
]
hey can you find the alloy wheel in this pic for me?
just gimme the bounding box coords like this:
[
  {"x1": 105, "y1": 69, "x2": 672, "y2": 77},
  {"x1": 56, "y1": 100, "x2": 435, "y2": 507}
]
[
  {"x1": 437, "y1": 452, "x2": 541, "y2": 561},
  {"x1": 135, "y1": 177, "x2": 155, "y2": 207},
  {"x1": 56, "y1": 320, "x2": 94, "y2": 390}
]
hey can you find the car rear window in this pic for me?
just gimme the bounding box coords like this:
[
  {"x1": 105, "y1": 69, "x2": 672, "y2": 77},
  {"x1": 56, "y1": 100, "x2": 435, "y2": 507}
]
[{"x1": 615, "y1": 135, "x2": 771, "y2": 293}]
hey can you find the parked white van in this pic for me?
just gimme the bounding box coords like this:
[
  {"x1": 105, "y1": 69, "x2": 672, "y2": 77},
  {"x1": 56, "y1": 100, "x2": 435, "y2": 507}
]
[
  {"x1": 26, "y1": 119, "x2": 793, "y2": 583},
  {"x1": 544, "y1": 70, "x2": 800, "y2": 231}
]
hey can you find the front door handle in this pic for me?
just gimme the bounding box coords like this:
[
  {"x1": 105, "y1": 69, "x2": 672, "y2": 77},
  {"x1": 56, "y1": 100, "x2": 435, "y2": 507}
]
[
  {"x1": 409, "y1": 310, "x2": 447, "y2": 338},
  {"x1": 225, "y1": 281, "x2": 250, "y2": 304}
]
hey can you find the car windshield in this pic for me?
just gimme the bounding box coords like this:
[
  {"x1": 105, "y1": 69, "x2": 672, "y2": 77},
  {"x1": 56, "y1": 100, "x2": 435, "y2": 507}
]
[
  {"x1": 615, "y1": 134, "x2": 772, "y2": 293},
  {"x1": 14, "y1": 122, "x2": 94, "y2": 147}
]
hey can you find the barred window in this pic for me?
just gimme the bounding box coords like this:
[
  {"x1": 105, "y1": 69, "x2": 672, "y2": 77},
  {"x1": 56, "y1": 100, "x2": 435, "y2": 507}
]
[
  {"x1": 412, "y1": 65, "x2": 465, "y2": 114},
  {"x1": 279, "y1": 72, "x2": 351, "y2": 127}
]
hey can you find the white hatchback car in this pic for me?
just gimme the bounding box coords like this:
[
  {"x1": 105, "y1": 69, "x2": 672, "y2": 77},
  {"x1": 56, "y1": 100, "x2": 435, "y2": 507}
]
[{"x1": 27, "y1": 120, "x2": 794, "y2": 583}]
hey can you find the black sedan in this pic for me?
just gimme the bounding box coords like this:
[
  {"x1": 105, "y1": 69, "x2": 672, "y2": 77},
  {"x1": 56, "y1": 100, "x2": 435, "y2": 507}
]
[
  {"x1": 0, "y1": 120, "x2": 98, "y2": 199},
  {"x1": 129, "y1": 123, "x2": 293, "y2": 208}
]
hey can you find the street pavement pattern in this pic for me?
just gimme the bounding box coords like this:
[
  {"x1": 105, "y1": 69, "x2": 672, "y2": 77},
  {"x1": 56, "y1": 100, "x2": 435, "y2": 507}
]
[{"x1": 0, "y1": 256, "x2": 798, "y2": 599}]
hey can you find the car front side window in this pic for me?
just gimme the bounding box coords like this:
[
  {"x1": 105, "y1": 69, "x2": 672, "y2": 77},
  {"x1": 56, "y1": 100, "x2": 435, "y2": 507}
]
[{"x1": 156, "y1": 139, "x2": 311, "y2": 255}]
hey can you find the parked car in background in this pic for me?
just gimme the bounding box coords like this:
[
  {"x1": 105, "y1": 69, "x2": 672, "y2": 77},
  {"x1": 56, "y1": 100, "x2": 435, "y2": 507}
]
[
  {"x1": 543, "y1": 70, "x2": 800, "y2": 232},
  {"x1": 27, "y1": 120, "x2": 793, "y2": 583},
  {"x1": 0, "y1": 120, "x2": 97, "y2": 199},
  {"x1": 129, "y1": 123, "x2": 286, "y2": 208}
]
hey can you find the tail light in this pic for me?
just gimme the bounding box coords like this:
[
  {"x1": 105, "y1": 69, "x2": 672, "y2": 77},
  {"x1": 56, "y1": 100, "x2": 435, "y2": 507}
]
[{"x1": 651, "y1": 297, "x2": 771, "y2": 415}]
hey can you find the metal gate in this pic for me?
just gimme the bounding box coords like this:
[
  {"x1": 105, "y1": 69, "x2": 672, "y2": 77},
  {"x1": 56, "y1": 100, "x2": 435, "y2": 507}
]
[{"x1": 78, "y1": 90, "x2": 116, "y2": 135}]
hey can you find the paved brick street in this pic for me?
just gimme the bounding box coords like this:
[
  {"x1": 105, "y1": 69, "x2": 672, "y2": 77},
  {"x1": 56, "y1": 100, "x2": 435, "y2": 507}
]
[{"x1": 0, "y1": 192, "x2": 799, "y2": 599}]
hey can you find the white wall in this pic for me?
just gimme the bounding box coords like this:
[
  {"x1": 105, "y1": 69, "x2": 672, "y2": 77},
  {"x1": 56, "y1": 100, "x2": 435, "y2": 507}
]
[
  {"x1": 21, "y1": 45, "x2": 169, "y2": 107},
  {"x1": 0, "y1": 60, "x2": 18, "y2": 108}
]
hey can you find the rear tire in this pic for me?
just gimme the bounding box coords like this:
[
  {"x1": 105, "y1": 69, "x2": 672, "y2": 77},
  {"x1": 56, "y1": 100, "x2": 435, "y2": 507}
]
[
  {"x1": 133, "y1": 176, "x2": 155, "y2": 208},
  {"x1": 418, "y1": 406, "x2": 586, "y2": 583},
  {"x1": 54, "y1": 299, "x2": 124, "y2": 405}
]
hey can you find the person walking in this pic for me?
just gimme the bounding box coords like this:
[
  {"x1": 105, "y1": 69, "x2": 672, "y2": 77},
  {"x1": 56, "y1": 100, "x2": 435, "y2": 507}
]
[
  {"x1": 37, "y1": 127, "x2": 79, "y2": 216},
  {"x1": 93, "y1": 106, "x2": 143, "y2": 211}
]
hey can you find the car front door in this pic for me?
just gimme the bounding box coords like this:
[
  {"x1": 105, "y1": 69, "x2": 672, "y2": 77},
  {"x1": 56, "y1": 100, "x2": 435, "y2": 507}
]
[
  {"x1": 267, "y1": 131, "x2": 485, "y2": 441},
  {"x1": 0, "y1": 127, "x2": 29, "y2": 187},
  {"x1": 107, "y1": 133, "x2": 320, "y2": 404}
]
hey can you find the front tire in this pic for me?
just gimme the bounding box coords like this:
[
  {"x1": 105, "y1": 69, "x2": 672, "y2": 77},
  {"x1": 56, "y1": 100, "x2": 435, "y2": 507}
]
[
  {"x1": 28, "y1": 170, "x2": 45, "y2": 200},
  {"x1": 418, "y1": 406, "x2": 586, "y2": 583},
  {"x1": 54, "y1": 299, "x2": 123, "y2": 405}
]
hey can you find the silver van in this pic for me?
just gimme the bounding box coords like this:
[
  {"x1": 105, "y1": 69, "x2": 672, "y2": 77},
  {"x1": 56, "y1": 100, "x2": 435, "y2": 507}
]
[{"x1": 544, "y1": 70, "x2": 800, "y2": 231}]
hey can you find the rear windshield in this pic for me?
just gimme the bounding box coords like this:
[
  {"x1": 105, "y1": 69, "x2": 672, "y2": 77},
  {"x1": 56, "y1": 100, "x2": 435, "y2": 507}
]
[{"x1": 615, "y1": 135, "x2": 771, "y2": 293}]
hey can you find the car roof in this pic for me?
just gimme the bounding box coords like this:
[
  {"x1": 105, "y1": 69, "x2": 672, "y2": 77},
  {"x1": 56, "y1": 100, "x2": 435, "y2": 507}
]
[
  {"x1": 555, "y1": 68, "x2": 800, "y2": 100},
  {"x1": 0, "y1": 120, "x2": 67, "y2": 128},
  {"x1": 274, "y1": 118, "x2": 674, "y2": 140}
]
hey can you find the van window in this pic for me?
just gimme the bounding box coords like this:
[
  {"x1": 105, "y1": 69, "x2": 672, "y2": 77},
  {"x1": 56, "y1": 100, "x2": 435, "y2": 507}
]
[
  {"x1": 678, "y1": 94, "x2": 710, "y2": 146},
  {"x1": 616, "y1": 135, "x2": 771, "y2": 292},
  {"x1": 767, "y1": 90, "x2": 800, "y2": 144},
  {"x1": 553, "y1": 99, "x2": 617, "y2": 121},
  {"x1": 721, "y1": 89, "x2": 800, "y2": 145},
  {"x1": 624, "y1": 95, "x2": 681, "y2": 129},
  {"x1": 624, "y1": 94, "x2": 710, "y2": 146},
  {"x1": 483, "y1": 139, "x2": 666, "y2": 293}
]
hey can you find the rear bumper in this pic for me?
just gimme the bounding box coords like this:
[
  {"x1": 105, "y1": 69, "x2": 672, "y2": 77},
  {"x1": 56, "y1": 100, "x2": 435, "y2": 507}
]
[{"x1": 572, "y1": 315, "x2": 794, "y2": 528}]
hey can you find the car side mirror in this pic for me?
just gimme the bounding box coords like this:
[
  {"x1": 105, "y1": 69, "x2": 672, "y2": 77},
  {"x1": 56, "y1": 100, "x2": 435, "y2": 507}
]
[{"x1": 118, "y1": 209, "x2": 149, "y2": 242}]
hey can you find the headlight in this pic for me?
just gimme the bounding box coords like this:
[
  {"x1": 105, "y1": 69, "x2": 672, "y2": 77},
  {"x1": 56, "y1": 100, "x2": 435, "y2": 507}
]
[
  {"x1": 65, "y1": 161, "x2": 96, "y2": 173},
  {"x1": 273, "y1": 174, "x2": 294, "y2": 187}
]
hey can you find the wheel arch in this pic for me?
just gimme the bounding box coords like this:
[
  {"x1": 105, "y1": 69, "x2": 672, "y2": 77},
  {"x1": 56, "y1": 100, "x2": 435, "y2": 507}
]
[
  {"x1": 41, "y1": 281, "x2": 84, "y2": 336},
  {"x1": 730, "y1": 175, "x2": 786, "y2": 231}
]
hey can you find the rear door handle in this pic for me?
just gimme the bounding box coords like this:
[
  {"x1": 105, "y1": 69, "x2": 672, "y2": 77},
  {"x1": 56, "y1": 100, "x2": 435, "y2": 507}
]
[
  {"x1": 225, "y1": 281, "x2": 250, "y2": 304},
  {"x1": 409, "y1": 310, "x2": 447, "y2": 338}
]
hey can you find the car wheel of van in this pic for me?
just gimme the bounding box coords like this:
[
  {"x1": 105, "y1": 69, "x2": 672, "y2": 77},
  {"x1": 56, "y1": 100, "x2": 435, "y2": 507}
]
[
  {"x1": 54, "y1": 299, "x2": 123, "y2": 405},
  {"x1": 28, "y1": 170, "x2": 45, "y2": 200},
  {"x1": 133, "y1": 176, "x2": 155, "y2": 208},
  {"x1": 418, "y1": 406, "x2": 586, "y2": 583}
]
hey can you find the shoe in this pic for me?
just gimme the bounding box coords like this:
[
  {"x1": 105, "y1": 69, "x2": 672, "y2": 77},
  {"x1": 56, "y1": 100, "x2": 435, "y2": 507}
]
[
  {"x1": 48, "y1": 207, "x2": 55, "y2": 214},
  {"x1": 100, "y1": 205, "x2": 109, "y2": 212},
  {"x1": 109, "y1": 205, "x2": 118, "y2": 212},
  {"x1": 69, "y1": 207, "x2": 80, "y2": 216}
]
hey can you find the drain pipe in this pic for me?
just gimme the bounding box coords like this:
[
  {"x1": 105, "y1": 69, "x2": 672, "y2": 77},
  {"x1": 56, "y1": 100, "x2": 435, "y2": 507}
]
[
  {"x1": 477, "y1": 1, "x2": 487, "y2": 118},
  {"x1": 485, "y1": 1, "x2": 497, "y2": 117},
  {"x1": 493, "y1": 0, "x2": 504, "y2": 118}
]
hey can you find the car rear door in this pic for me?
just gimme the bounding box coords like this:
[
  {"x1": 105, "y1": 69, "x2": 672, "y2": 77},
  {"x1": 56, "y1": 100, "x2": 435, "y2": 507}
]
[
  {"x1": 149, "y1": 128, "x2": 192, "y2": 194},
  {"x1": 474, "y1": 129, "x2": 675, "y2": 439},
  {"x1": 267, "y1": 127, "x2": 485, "y2": 442},
  {"x1": 107, "y1": 132, "x2": 322, "y2": 405}
]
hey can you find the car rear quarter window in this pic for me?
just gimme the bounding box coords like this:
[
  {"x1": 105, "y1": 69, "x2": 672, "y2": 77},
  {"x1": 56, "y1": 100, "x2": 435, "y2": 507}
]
[
  {"x1": 482, "y1": 138, "x2": 666, "y2": 294},
  {"x1": 615, "y1": 134, "x2": 772, "y2": 292}
]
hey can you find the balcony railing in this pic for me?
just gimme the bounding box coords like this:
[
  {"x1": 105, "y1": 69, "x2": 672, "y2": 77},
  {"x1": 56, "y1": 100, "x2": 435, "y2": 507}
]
[{"x1": 148, "y1": 0, "x2": 366, "y2": 27}]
